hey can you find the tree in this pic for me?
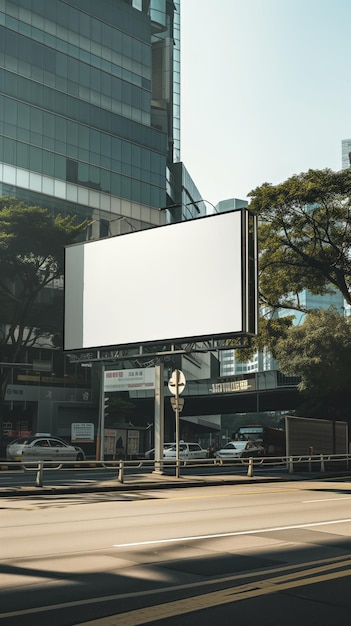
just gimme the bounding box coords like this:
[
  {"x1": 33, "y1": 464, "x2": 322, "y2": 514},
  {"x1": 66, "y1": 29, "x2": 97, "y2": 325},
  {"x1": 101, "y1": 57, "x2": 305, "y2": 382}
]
[
  {"x1": 0, "y1": 197, "x2": 89, "y2": 397},
  {"x1": 249, "y1": 167, "x2": 351, "y2": 312},
  {"x1": 234, "y1": 168, "x2": 351, "y2": 361},
  {"x1": 233, "y1": 168, "x2": 351, "y2": 421},
  {"x1": 274, "y1": 308, "x2": 351, "y2": 420}
]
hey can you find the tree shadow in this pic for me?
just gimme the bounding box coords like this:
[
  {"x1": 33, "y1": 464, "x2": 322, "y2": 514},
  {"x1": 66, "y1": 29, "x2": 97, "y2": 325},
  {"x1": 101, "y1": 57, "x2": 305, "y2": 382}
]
[{"x1": 2, "y1": 531, "x2": 351, "y2": 625}]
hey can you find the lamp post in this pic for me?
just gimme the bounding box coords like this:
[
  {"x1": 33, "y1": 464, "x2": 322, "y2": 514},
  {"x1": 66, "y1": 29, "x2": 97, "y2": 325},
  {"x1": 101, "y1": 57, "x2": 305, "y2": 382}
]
[
  {"x1": 109, "y1": 216, "x2": 137, "y2": 232},
  {"x1": 159, "y1": 199, "x2": 218, "y2": 216}
]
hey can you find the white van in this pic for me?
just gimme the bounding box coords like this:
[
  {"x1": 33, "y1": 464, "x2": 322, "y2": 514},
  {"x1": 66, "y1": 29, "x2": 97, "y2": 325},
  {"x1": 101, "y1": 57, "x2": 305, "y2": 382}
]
[{"x1": 163, "y1": 442, "x2": 207, "y2": 459}]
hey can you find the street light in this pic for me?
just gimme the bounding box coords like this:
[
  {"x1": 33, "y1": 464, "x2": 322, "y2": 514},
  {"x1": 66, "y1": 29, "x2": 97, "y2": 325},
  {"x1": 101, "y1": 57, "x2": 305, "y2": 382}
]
[
  {"x1": 109, "y1": 216, "x2": 137, "y2": 232},
  {"x1": 159, "y1": 199, "x2": 219, "y2": 216}
]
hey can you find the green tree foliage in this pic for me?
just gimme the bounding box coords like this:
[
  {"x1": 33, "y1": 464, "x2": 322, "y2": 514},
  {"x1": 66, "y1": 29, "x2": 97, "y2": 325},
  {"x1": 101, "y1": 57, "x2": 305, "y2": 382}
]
[
  {"x1": 0, "y1": 197, "x2": 89, "y2": 371},
  {"x1": 235, "y1": 168, "x2": 351, "y2": 420},
  {"x1": 249, "y1": 168, "x2": 351, "y2": 312},
  {"x1": 235, "y1": 168, "x2": 351, "y2": 362},
  {"x1": 275, "y1": 309, "x2": 351, "y2": 392},
  {"x1": 274, "y1": 309, "x2": 351, "y2": 419},
  {"x1": 234, "y1": 315, "x2": 294, "y2": 362}
]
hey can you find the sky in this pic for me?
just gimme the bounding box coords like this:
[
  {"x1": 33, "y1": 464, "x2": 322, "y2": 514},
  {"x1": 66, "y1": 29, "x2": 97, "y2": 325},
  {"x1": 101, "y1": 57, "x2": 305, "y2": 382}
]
[{"x1": 180, "y1": 0, "x2": 351, "y2": 205}]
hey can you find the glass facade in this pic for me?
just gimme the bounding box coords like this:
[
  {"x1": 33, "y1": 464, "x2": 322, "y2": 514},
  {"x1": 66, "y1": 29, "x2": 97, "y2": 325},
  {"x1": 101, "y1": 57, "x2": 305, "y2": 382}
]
[
  {"x1": 168, "y1": 161, "x2": 207, "y2": 221},
  {"x1": 0, "y1": 0, "x2": 177, "y2": 224},
  {"x1": 0, "y1": 1, "x2": 224, "y2": 453},
  {"x1": 0, "y1": 0, "x2": 190, "y2": 446}
]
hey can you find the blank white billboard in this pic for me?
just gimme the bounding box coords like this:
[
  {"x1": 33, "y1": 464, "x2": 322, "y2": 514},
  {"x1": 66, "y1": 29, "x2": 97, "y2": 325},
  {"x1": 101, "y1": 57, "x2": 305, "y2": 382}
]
[{"x1": 64, "y1": 209, "x2": 257, "y2": 351}]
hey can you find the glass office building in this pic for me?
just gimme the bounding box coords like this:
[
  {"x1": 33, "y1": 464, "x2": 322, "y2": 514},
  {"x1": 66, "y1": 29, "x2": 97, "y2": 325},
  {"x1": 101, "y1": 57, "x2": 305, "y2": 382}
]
[
  {"x1": 0, "y1": 0, "x2": 205, "y2": 443},
  {"x1": 0, "y1": 0, "x2": 184, "y2": 235}
]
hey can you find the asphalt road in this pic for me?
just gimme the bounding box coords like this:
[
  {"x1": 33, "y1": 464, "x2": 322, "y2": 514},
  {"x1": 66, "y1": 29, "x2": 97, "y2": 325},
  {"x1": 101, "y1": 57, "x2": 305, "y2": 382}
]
[{"x1": 2, "y1": 477, "x2": 351, "y2": 625}]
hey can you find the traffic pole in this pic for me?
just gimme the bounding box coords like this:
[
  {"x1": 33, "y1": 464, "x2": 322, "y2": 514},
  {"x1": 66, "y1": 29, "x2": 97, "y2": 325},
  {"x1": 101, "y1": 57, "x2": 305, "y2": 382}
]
[{"x1": 175, "y1": 370, "x2": 180, "y2": 478}]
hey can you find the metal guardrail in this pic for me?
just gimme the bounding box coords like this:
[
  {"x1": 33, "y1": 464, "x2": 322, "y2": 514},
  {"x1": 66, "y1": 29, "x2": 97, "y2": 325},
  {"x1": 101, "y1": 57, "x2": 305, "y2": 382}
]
[{"x1": 0, "y1": 453, "x2": 350, "y2": 487}]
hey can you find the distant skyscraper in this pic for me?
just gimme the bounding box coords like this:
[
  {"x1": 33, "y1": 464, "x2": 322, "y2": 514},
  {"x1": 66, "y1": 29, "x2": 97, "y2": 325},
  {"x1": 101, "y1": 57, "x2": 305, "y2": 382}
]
[{"x1": 342, "y1": 139, "x2": 351, "y2": 170}]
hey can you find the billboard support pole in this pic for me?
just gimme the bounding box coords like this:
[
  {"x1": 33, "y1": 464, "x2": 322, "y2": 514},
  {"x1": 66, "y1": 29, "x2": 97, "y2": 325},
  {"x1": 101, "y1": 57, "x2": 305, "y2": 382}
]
[
  {"x1": 96, "y1": 363, "x2": 105, "y2": 461},
  {"x1": 175, "y1": 370, "x2": 180, "y2": 478},
  {"x1": 153, "y1": 362, "x2": 164, "y2": 474}
]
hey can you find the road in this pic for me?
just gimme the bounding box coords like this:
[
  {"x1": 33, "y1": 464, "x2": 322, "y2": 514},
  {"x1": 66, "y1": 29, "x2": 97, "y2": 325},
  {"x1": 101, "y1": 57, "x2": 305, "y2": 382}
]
[{"x1": 1, "y1": 478, "x2": 351, "y2": 625}]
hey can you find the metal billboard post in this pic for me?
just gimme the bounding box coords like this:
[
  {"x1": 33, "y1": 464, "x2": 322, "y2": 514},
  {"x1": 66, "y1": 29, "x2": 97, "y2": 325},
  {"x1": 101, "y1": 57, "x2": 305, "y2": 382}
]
[
  {"x1": 96, "y1": 363, "x2": 105, "y2": 461},
  {"x1": 154, "y1": 362, "x2": 165, "y2": 474}
]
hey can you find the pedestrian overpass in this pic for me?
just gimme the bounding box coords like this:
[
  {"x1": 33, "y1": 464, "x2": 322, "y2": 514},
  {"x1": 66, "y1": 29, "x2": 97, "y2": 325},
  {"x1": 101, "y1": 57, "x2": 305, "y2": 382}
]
[{"x1": 129, "y1": 370, "x2": 300, "y2": 430}]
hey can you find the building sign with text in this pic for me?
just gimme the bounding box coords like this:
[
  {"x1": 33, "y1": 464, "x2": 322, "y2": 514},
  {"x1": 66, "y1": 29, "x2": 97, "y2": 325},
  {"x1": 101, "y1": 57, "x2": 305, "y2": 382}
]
[
  {"x1": 210, "y1": 377, "x2": 255, "y2": 394},
  {"x1": 71, "y1": 422, "x2": 94, "y2": 442},
  {"x1": 104, "y1": 368, "x2": 155, "y2": 392}
]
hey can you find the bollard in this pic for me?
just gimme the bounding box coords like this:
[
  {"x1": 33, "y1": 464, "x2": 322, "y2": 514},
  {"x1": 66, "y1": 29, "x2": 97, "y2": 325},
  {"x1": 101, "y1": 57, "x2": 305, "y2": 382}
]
[
  {"x1": 247, "y1": 457, "x2": 253, "y2": 477},
  {"x1": 288, "y1": 456, "x2": 294, "y2": 473},
  {"x1": 36, "y1": 460, "x2": 44, "y2": 487},
  {"x1": 118, "y1": 460, "x2": 124, "y2": 483},
  {"x1": 320, "y1": 453, "x2": 325, "y2": 472},
  {"x1": 176, "y1": 458, "x2": 180, "y2": 479}
]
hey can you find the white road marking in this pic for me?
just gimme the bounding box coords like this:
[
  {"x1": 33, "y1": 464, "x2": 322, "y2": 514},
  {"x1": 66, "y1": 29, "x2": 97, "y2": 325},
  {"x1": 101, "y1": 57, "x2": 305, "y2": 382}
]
[
  {"x1": 303, "y1": 497, "x2": 351, "y2": 503},
  {"x1": 114, "y1": 517, "x2": 351, "y2": 547}
]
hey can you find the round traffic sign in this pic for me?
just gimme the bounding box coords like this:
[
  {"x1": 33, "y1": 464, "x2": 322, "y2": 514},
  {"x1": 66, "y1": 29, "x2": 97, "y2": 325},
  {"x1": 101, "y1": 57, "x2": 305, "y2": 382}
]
[{"x1": 168, "y1": 369, "x2": 186, "y2": 395}]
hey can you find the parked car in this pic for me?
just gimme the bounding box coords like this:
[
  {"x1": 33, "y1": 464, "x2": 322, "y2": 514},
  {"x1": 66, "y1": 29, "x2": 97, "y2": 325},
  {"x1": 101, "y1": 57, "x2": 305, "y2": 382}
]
[
  {"x1": 6, "y1": 436, "x2": 86, "y2": 462},
  {"x1": 163, "y1": 442, "x2": 207, "y2": 460},
  {"x1": 215, "y1": 440, "x2": 264, "y2": 460},
  {"x1": 144, "y1": 443, "x2": 174, "y2": 459}
]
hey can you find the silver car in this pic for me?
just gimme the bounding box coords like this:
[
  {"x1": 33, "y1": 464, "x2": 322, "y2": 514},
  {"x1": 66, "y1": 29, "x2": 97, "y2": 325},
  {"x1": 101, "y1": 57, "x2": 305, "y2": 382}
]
[
  {"x1": 6, "y1": 436, "x2": 86, "y2": 462},
  {"x1": 215, "y1": 441, "x2": 264, "y2": 460}
]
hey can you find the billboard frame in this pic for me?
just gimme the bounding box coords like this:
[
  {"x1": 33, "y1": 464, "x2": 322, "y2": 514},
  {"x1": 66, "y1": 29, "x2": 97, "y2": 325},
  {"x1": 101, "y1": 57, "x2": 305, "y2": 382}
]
[{"x1": 64, "y1": 208, "x2": 258, "y2": 355}]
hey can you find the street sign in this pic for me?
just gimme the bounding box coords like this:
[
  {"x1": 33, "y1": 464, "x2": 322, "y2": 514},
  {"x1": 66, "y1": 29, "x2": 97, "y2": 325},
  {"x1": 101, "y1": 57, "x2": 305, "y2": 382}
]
[
  {"x1": 168, "y1": 369, "x2": 186, "y2": 395},
  {"x1": 170, "y1": 397, "x2": 184, "y2": 412},
  {"x1": 168, "y1": 369, "x2": 186, "y2": 480}
]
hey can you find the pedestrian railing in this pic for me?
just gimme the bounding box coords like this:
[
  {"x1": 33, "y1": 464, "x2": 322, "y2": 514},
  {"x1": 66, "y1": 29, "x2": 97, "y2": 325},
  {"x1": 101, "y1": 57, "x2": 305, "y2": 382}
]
[{"x1": 0, "y1": 453, "x2": 350, "y2": 487}]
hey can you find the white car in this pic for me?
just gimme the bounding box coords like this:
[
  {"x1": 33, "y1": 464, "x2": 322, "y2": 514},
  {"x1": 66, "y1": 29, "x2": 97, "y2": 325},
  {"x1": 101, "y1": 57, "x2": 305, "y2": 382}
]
[
  {"x1": 6, "y1": 436, "x2": 86, "y2": 462},
  {"x1": 215, "y1": 441, "x2": 264, "y2": 460},
  {"x1": 163, "y1": 442, "x2": 207, "y2": 460}
]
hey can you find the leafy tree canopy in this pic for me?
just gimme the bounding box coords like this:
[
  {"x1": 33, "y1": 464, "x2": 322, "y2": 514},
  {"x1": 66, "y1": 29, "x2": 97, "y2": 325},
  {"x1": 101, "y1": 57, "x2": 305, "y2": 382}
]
[
  {"x1": 274, "y1": 308, "x2": 351, "y2": 393},
  {"x1": 0, "y1": 197, "x2": 89, "y2": 363},
  {"x1": 249, "y1": 167, "x2": 351, "y2": 312},
  {"x1": 273, "y1": 308, "x2": 351, "y2": 420},
  {"x1": 236, "y1": 168, "x2": 351, "y2": 361}
]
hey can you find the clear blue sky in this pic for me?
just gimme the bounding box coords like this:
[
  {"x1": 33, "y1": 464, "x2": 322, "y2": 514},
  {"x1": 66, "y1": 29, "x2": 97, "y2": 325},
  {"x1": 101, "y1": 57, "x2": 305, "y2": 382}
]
[{"x1": 180, "y1": 0, "x2": 351, "y2": 204}]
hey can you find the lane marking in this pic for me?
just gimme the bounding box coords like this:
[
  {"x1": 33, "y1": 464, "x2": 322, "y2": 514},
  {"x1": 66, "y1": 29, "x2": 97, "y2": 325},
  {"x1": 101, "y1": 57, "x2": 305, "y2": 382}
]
[
  {"x1": 303, "y1": 497, "x2": 351, "y2": 503},
  {"x1": 114, "y1": 517, "x2": 351, "y2": 547},
  {"x1": 77, "y1": 563, "x2": 351, "y2": 625}
]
